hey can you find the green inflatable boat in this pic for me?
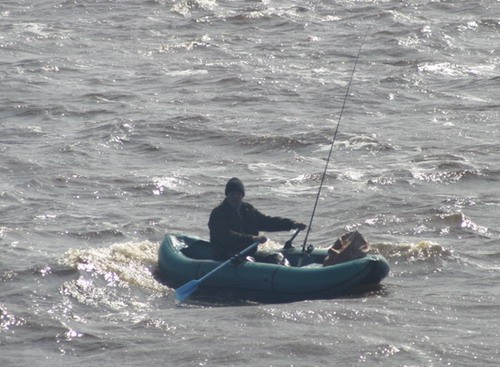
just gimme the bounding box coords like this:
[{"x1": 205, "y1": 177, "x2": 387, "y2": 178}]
[{"x1": 158, "y1": 233, "x2": 390, "y2": 303}]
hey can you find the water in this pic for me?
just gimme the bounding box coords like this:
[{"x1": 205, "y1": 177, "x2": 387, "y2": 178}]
[{"x1": 1, "y1": 0, "x2": 499, "y2": 366}]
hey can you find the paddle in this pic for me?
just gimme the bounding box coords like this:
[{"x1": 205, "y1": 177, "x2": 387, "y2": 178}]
[
  {"x1": 175, "y1": 240, "x2": 260, "y2": 302},
  {"x1": 283, "y1": 228, "x2": 301, "y2": 249}
]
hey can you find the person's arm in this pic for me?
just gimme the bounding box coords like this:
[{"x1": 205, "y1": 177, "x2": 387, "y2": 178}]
[{"x1": 251, "y1": 205, "x2": 306, "y2": 232}]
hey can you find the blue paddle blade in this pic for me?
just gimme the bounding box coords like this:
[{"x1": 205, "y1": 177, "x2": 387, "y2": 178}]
[{"x1": 175, "y1": 279, "x2": 200, "y2": 302}]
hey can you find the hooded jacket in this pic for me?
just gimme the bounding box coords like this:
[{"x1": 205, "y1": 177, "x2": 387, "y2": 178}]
[{"x1": 208, "y1": 198, "x2": 296, "y2": 260}]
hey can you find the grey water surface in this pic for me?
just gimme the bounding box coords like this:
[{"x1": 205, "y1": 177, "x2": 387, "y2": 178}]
[{"x1": 1, "y1": 0, "x2": 499, "y2": 366}]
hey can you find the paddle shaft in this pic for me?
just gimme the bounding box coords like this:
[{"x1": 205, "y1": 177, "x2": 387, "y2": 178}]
[
  {"x1": 284, "y1": 228, "x2": 301, "y2": 249},
  {"x1": 199, "y1": 241, "x2": 259, "y2": 283},
  {"x1": 175, "y1": 240, "x2": 260, "y2": 301}
]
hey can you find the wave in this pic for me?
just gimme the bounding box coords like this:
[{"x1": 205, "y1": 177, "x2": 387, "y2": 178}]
[
  {"x1": 236, "y1": 130, "x2": 397, "y2": 154},
  {"x1": 64, "y1": 228, "x2": 125, "y2": 241},
  {"x1": 238, "y1": 134, "x2": 308, "y2": 150},
  {"x1": 374, "y1": 240, "x2": 453, "y2": 263},
  {"x1": 408, "y1": 153, "x2": 488, "y2": 184},
  {"x1": 417, "y1": 62, "x2": 496, "y2": 79},
  {"x1": 0, "y1": 306, "x2": 27, "y2": 331},
  {"x1": 410, "y1": 167, "x2": 484, "y2": 185},
  {"x1": 59, "y1": 241, "x2": 169, "y2": 310},
  {"x1": 431, "y1": 212, "x2": 489, "y2": 236},
  {"x1": 339, "y1": 134, "x2": 396, "y2": 152},
  {"x1": 170, "y1": 0, "x2": 218, "y2": 17}
]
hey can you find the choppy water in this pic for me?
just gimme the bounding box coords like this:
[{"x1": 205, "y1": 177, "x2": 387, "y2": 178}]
[{"x1": 1, "y1": 0, "x2": 499, "y2": 366}]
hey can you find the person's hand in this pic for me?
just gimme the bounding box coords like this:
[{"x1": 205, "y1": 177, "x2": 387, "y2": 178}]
[
  {"x1": 293, "y1": 222, "x2": 307, "y2": 230},
  {"x1": 255, "y1": 235, "x2": 268, "y2": 244}
]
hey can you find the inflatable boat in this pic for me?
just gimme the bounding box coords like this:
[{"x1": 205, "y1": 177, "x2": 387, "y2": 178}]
[{"x1": 158, "y1": 233, "x2": 389, "y2": 303}]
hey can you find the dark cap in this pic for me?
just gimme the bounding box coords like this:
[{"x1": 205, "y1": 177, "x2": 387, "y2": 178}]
[{"x1": 225, "y1": 177, "x2": 245, "y2": 196}]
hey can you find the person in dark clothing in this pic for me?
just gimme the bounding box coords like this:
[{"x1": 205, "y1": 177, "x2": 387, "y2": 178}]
[{"x1": 208, "y1": 177, "x2": 306, "y2": 262}]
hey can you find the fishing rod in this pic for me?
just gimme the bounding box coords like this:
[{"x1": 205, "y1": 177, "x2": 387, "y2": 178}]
[{"x1": 299, "y1": 30, "x2": 369, "y2": 262}]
